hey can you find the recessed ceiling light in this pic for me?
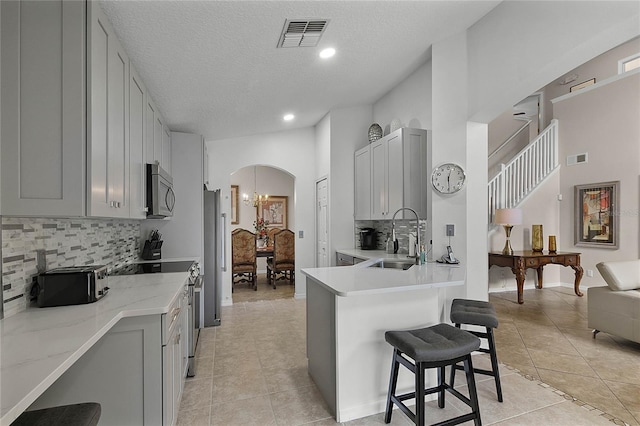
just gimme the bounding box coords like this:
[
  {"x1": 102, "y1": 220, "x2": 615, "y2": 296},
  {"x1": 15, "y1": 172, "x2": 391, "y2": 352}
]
[
  {"x1": 319, "y1": 48, "x2": 335, "y2": 59},
  {"x1": 283, "y1": 114, "x2": 295, "y2": 121}
]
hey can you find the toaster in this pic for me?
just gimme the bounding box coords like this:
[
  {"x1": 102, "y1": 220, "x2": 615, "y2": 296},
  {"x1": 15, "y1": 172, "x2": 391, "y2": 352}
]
[{"x1": 35, "y1": 265, "x2": 109, "y2": 308}]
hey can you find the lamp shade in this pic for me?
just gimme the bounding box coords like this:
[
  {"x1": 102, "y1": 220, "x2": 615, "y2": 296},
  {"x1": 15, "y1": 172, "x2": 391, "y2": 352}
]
[{"x1": 494, "y1": 208, "x2": 522, "y2": 225}]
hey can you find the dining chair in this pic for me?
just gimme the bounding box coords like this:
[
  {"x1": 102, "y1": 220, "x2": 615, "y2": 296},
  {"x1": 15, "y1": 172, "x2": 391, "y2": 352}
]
[
  {"x1": 231, "y1": 228, "x2": 257, "y2": 291},
  {"x1": 267, "y1": 228, "x2": 282, "y2": 246},
  {"x1": 266, "y1": 229, "x2": 295, "y2": 289}
]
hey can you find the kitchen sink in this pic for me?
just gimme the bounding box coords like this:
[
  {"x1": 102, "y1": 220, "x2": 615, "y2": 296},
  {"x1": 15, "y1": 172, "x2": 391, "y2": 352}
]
[{"x1": 368, "y1": 260, "x2": 415, "y2": 270}]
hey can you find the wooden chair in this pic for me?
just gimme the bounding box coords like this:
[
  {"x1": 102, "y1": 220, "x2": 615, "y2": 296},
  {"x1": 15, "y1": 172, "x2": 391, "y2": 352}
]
[
  {"x1": 231, "y1": 229, "x2": 257, "y2": 291},
  {"x1": 266, "y1": 229, "x2": 295, "y2": 289},
  {"x1": 267, "y1": 228, "x2": 282, "y2": 246}
]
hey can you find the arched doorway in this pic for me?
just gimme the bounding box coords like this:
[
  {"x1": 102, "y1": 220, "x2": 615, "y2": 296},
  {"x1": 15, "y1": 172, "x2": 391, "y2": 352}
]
[{"x1": 230, "y1": 165, "x2": 295, "y2": 303}]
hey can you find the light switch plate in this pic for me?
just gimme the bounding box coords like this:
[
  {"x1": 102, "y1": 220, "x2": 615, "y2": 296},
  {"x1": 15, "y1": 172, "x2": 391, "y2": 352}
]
[{"x1": 299, "y1": 230, "x2": 304, "y2": 238}]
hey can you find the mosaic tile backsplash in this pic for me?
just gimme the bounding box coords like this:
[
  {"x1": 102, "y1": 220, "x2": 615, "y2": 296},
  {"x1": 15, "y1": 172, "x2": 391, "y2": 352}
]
[
  {"x1": 355, "y1": 219, "x2": 430, "y2": 255},
  {"x1": 2, "y1": 217, "x2": 140, "y2": 318}
]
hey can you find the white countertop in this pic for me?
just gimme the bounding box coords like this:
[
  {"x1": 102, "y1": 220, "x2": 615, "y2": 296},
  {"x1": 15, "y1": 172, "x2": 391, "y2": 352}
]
[
  {"x1": 336, "y1": 248, "x2": 420, "y2": 262},
  {"x1": 302, "y1": 252, "x2": 465, "y2": 297},
  {"x1": 0, "y1": 267, "x2": 191, "y2": 426}
]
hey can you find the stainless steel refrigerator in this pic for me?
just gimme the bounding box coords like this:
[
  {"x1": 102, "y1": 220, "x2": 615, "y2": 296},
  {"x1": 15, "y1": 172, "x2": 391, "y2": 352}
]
[{"x1": 203, "y1": 189, "x2": 223, "y2": 327}]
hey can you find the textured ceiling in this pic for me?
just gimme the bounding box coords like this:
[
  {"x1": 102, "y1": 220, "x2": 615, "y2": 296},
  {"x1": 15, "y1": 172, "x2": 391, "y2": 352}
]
[{"x1": 99, "y1": 1, "x2": 500, "y2": 141}]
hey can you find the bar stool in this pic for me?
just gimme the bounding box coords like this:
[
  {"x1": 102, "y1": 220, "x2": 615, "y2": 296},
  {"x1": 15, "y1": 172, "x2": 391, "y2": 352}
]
[
  {"x1": 384, "y1": 323, "x2": 482, "y2": 426},
  {"x1": 12, "y1": 402, "x2": 101, "y2": 426},
  {"x1": 449, "y1": 298, "x2": 503, "y2": 402}
]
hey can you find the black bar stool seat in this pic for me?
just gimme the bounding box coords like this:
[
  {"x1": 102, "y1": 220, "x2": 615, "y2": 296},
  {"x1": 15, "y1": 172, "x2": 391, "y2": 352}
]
[
  {"x1": 11, "y1": 402, "x2": 101, "y2": 426},
  {"x1": 450, "y1": 298, "x2": 503, "y2": 402},
  {"x1": 384, "y1": 323, "x2": 482, "y2": 426}
]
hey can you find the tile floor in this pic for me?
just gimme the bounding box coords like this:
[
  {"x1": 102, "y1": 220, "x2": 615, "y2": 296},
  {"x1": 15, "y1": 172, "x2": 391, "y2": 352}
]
[
  {"x1": 490, "y1": 286, "x2": 640, "y2": 426},
  {"x1": 177, "y1": 278, "x2": 639, "y2": 425}
]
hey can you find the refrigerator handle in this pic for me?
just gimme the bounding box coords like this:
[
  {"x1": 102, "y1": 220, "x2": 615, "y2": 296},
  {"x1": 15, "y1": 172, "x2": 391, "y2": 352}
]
[{"x1": 220, "y1": 212, "x2": 227, "y2": 271}]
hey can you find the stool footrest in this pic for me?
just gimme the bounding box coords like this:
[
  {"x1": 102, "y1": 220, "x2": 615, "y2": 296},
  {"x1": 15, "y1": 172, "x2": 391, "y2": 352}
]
[
  {"x1": 432, "y1": 412, "x2": 480, "y2": 426},
  {"x1": 453, "y1": 363, "x2": 494, "y2": 377}
]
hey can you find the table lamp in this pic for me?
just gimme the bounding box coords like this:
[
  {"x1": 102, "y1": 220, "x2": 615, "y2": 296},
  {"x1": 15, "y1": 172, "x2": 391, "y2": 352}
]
[{"x1": 494, "y1": 208, "x2": 522, "y2": 255}]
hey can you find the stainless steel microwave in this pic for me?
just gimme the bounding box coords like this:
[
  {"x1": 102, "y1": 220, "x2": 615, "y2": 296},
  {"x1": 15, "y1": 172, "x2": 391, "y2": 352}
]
[{"x1": 146, "y1": 163, "x2": 175, "y2": 218}]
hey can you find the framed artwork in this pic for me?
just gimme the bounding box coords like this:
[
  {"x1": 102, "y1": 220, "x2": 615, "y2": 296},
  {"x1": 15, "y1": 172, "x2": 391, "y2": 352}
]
[
  {"x1": 574, "y1": 181, "x2": 619, "y2": 249},
  {"x1": 257, "y1": 196, "x2": 287, "y2": 229},
  {"x1": 230, "y1": 185, "x2": 239, "y2": 224},
  {"x1": 570, "y1": 78, "x2": 596, "y2": 92}
]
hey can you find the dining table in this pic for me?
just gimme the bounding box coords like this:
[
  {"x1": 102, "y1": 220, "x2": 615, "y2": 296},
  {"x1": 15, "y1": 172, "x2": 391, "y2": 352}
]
[{"x1": 256, "y1": 246, "x2": 274, "y2": 258}]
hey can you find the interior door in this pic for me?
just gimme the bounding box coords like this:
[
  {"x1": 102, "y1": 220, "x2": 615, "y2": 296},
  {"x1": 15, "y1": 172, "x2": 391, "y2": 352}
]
[{"x1": 316, "y1": 178, "x2": 328, "y2": 267}]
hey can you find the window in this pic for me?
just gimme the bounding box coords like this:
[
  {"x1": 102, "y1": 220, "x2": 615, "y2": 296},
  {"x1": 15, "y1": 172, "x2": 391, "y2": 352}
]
[{"x1": 618, "y1": 53, "x2": 640, "y2": 74}]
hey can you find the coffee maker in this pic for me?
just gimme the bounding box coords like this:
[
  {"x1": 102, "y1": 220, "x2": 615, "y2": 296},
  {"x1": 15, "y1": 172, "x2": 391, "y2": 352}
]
[{"x1": 359, "y1": 228, "x2": 378, "y2": 250}]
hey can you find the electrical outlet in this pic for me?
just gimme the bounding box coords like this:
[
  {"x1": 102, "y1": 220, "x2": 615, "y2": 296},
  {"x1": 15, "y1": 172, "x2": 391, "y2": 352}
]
[
  {"x1": 446, "y1": 224, "x2": 455, "y2": 237},
  {"x1": 586, "y1": 269, "x2": 594, "y2": 277}
]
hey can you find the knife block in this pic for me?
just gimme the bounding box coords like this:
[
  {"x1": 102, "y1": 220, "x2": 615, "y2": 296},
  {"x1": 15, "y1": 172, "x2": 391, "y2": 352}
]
[{"x1": 141, "y1": 240, "x2": 162, "y2": 260}]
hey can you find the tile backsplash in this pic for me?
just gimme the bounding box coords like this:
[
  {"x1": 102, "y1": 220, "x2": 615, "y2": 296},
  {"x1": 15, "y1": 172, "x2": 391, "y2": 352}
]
[
  {"x1": 2, "y1": 217, "x2": 140, "y2": 318},
  {"x1": 355, "y1": 219, "x2": 430, "y2": 254}
]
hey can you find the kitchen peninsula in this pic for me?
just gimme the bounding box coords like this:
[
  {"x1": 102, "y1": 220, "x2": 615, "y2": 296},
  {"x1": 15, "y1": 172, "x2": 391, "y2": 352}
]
[
  {"x1": 0, "y1": 267, "x2": 193, "y2": 426},
  {"x1": 302, "y1": 255, "x2": 465, "y2": 422}
]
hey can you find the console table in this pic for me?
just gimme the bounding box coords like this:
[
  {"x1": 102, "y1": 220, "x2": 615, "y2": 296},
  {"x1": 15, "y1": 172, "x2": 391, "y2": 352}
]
[{"x1": 488, "y1": 251, "x2": 583, "y2": 304}]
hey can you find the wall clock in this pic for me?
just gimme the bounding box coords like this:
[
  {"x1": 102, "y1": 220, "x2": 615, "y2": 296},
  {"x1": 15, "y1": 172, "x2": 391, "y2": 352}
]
[{"x1": 431, "y1": 163, "x2": 466, "y2": 194}]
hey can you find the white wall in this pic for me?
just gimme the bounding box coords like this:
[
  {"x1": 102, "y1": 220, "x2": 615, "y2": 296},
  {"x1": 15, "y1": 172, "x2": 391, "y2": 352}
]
[
  {"x1": 230, "y1": 165, "x2": 294, "y2": 272},
  {"x1": 467, "y1": 1, "x2": 640, "y2": 124},
  {"x1": 373, "y1": 61, "x2": 432, "y2": 133},
  {"x1": 432, "y1": 32, "x2": 482, "y2": 299},
  {"x1": 488, "y1": 172, "x2": 562, "y2": 292},
  {"x1": 206, "y1": 127, "x2": 316, "y2": 302},
  {"x1": 328, "y1": 106, "x2": 372, "y2": 263},
  {"x1": 542, "y1": 36, "x2": 640, "y2": 127},
  {"x1": 427, "y1": 0, "x2": 639, "y2": 302},
  {"x1": 555, "y1": 72, "x2": 640, "y2": 286},
  {"x1": 315, "y1": 113, "x2": 330, "y2": 179}
]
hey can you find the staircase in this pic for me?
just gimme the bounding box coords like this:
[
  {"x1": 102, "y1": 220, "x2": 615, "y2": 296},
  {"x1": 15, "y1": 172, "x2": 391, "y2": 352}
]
[{"x1": 488, "y1": 119, "x2": 559, "y2": 222}]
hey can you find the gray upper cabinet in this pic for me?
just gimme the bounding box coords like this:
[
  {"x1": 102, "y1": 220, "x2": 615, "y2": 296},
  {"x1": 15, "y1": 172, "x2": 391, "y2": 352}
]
[
  {"x1": 87, "y1": 2, "x2": 130, "y2": 218},
  {"x1": 354, "y1": 145, "x2": 371, "y2": 220},
  {"x1": 2, "y1": 1, "x2": 169, "y2": 219},
  {"x1": 129, "y1": 68, "x2": 147, "y2": 219},
  {"x1": 355, "y1": 128, "x2": 430, "y2": 221},
  {"x1": 162, "y1": 125, "x2": 172, "y2": 175},
  {"x1": 146, "y1": 98, "x2": 157, "y2": 169},
  {"x1": 1, "y1": 0, "x2": 86, "y2": 216}
]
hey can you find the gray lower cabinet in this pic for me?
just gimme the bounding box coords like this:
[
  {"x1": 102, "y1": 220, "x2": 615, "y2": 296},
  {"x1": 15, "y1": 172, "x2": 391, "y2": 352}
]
[
  {"x1": 28, "y1": 315, "x2": 164, "y2": 425},
  {"x1": 1, "y1": 0, "x2": 86, "y2": 216},
  {"x1": 336, "y1": 253, "x2": 354, "y2": 266},
  {"x1": 163, "y1": 287, "x2": 187, "y2": 426},
  {"x1": 30, "y1": 305, "x2": 188, "y2": 425}
]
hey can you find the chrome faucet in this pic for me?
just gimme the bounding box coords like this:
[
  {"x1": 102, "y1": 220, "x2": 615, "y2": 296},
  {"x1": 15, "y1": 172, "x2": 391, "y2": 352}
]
[{"x1": 391, "y1": 207, "x2": 421, "y2": 263}]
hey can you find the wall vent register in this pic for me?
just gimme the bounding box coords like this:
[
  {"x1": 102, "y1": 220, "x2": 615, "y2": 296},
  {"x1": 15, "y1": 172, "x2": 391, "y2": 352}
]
[{"x1": 567, "y1": 152, "x2": 588, "y2": 166}]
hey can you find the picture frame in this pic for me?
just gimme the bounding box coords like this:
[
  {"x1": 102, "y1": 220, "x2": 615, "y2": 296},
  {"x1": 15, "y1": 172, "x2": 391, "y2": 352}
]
[
  {"x1": 570, "y1": 78, "x2": 596, "y2": 92},
  {"x1": 230, "y1": 185, "x2": 239, "y2": 224},
  {"x1": 257, "y1": 196, "x2": 287, "y2": 229},
  {"x1": 574, "y1": 181, "x2": 619, "y2": 249}
]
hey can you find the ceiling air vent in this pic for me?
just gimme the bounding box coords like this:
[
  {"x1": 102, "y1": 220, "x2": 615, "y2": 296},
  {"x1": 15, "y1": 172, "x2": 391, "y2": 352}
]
[{"x1": 278, "y1": 19, "x2": 329, "y2": 48}]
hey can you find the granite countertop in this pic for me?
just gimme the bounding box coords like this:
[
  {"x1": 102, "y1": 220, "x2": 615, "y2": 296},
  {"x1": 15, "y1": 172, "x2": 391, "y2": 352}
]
[
  {"x1": 302, "y1": 251, "x2": 465, "y2": 297},
  {"x1": 0, "y1": 266, "x2": 192, "y2": 426}
]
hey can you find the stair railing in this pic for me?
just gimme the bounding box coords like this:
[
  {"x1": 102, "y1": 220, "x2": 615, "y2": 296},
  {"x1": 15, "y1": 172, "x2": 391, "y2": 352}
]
[
  {"x1": 488, "y1": 119, "x2": 559, "y2": 223},
  {"x1": 488, "y1": 119, "x2": 532, "y2": 160}
]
